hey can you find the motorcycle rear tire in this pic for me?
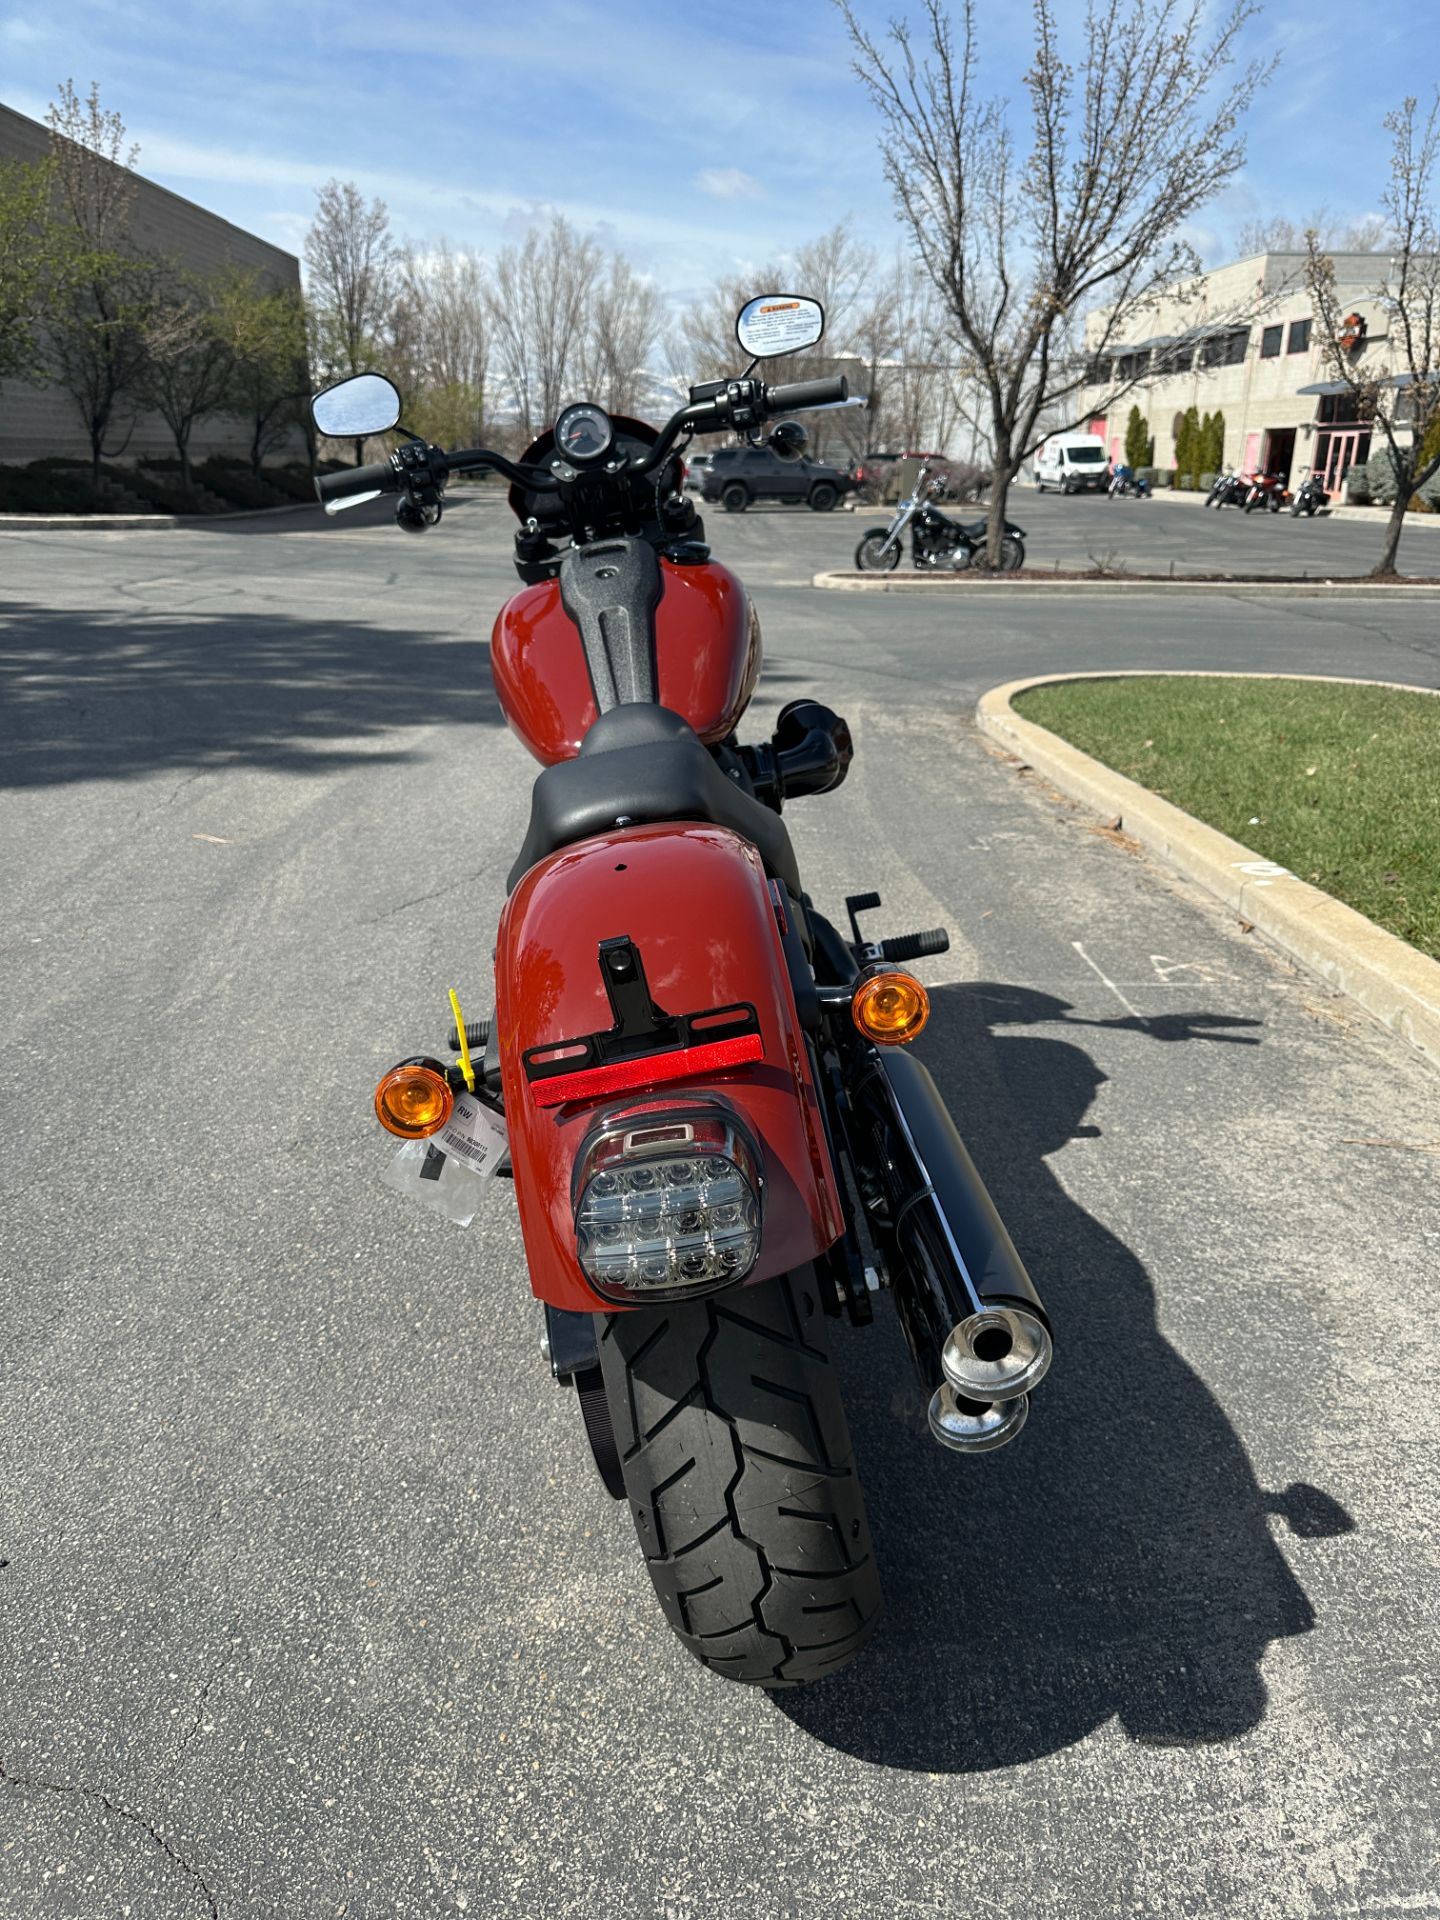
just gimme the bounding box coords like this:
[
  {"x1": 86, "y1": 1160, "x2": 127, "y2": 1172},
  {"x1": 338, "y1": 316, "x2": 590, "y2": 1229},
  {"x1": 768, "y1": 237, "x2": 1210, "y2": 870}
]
[
  {"x1": 855, "y1": 531, "x2": 901, "y2": 571},
  {"x1": 597, "y1": 1266, "x2": 883, "y2": 1688}
]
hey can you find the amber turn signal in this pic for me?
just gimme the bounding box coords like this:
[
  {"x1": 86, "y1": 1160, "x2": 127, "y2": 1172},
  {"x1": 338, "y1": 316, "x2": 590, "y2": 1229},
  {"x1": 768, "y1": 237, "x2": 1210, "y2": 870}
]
[
  {"x1": 374, "y1": 1060, "x2": 454, "y2": 1138},
  {"x1": 852, "y1": 970, "x2": 930, "y2": 1045}
]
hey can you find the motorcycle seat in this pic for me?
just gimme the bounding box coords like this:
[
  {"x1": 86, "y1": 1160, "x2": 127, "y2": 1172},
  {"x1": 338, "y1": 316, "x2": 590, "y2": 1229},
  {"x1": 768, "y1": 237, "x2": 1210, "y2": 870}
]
[{"x1": 507, "y1": 702, "x2": 802, "y2": 897}]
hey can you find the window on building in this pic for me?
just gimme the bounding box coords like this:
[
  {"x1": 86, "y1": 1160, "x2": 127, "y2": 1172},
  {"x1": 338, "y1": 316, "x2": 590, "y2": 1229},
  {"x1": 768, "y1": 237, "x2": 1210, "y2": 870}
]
[
  {"x1": 1200, "y1": 329, "x2": 1249, "y2": 369},
  {"x1": 1287, "y1": 317, "x2": 1312, "y2": 354},
  {"x1": 1317, "y1": 391, "x2": 1369, "y2": 426},
  {"x1": 1261, "y1": 324, "x2": 1283, "y2": 358}
]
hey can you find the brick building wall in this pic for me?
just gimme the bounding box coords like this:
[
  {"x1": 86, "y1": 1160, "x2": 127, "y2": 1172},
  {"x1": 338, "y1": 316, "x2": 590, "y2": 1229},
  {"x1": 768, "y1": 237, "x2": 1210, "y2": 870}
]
[{"x1": 0, "y1": 102, "x2": 305, "y2": 467}]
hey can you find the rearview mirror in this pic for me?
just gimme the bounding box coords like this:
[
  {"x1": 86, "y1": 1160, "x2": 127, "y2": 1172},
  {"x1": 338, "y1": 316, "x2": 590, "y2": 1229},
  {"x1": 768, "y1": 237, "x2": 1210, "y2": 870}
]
[
  {"x1": 310, "y1": 372, "x2": 402, "y2": 438},
  {"x1": 735, "y1": 295, "x2": 824, "y2": 360}
]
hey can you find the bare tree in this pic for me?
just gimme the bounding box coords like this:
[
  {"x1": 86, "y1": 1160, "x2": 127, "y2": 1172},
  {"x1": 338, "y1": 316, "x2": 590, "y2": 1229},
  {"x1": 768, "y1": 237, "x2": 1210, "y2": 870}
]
[
  {"x1": 136, "y1": 264, "x2": 236, "y2": 493},
  {"x1": 389, "y1": 239, "x2": 490, "y2": 447},
  {"x1": 842, "y1": 0, "x2": 1273, "y2": 562},
  {"x1": 43, "y1": 80, "x2": 148, "y2": 483},
  {"x1": 303, "y1": 179, "x2": 396, "y2": 461},
  {"x1": 1306, "y1": 93, "x2": 1440, "y2": 577},
  {"x1": 487, "y1": 216, "x2": 600, "y2": 440},
  {"x1": 1236, "y1": 210, "x2": 1391, "y2": 257},
  {"x1": 577, "y1": 253, "x2": 669, "y2": 417}
]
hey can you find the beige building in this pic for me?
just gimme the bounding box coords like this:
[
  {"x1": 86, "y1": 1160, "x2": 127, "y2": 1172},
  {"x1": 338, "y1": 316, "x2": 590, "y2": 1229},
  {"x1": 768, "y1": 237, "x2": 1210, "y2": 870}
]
[
  {"x1": 0, "y1": 102, "x2": 303, "y2": 467},
  {"x1": 1079, "y1": 251, "x2": 1420, "y2": 495}
]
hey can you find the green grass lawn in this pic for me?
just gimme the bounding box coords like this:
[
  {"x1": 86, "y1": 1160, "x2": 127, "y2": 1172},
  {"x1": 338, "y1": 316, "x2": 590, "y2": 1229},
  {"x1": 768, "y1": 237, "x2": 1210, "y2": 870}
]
[{"x1": 1013, "y1": 675, "x2": 1440, "y2": 959}]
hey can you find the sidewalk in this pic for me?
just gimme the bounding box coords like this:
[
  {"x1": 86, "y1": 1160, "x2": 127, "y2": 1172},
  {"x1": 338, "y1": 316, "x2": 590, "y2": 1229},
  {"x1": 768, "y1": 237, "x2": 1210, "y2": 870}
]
[{"x1": 1141, "y1": 488, "x2": 1440, "y2": 529}]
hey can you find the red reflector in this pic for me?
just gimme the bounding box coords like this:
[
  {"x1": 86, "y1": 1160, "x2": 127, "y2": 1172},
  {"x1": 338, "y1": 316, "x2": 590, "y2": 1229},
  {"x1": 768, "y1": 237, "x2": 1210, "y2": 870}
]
[{"x1": 529, "y1": 1033, "x2": 764, "y2": 1107}]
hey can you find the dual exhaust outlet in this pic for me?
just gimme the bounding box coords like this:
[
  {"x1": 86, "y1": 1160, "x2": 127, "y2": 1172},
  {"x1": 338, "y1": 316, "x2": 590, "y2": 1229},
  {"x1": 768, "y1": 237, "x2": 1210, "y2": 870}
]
[{"x1": 854, "y1": 1048, "x2": 1053, "y2": 1455}]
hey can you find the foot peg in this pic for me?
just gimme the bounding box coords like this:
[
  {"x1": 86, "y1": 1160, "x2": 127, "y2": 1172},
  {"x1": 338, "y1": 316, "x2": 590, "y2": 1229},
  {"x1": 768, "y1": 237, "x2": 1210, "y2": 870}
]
[
  {"x1": 845, "y1": 892, "x2": 950, "y2": 963},
  {"x1": 880, "y1": 927, "x2": 949, "y2": 963}
]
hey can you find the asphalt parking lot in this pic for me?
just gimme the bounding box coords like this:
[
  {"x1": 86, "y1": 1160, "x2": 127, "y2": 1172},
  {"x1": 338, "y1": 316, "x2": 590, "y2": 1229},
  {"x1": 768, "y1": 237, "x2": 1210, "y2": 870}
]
[
  {"x1": 2, "y1": 499, "x2": 1438, "y2": 1918},
  {"x1": 753, "y1": 479, "x2": 1439, "y2": 580}
]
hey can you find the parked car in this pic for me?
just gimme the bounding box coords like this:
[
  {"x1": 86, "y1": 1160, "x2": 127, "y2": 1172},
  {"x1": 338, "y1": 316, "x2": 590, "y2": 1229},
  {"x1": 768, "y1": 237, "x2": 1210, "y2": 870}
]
[
  {"x1": 700, "y1": 444, "x2": 859, "y2": 511},
  {"x1": 1034, "y1": 433, "x2": 1110, "y2": 493},
  {"x1": 683, "y1": 452, "x2": 712, "y2": 493}
]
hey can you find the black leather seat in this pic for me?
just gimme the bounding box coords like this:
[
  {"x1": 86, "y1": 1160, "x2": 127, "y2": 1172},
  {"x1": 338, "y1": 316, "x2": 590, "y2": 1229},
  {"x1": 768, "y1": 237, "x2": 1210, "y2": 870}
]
[{"x1": 507, "y1": 704, "x2": 802, "y2": 896}]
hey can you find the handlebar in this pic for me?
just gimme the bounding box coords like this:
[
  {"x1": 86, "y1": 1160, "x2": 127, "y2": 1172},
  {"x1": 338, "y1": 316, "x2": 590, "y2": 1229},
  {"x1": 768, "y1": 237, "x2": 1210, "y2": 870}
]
[
  {"x1": 314, "y1": 370, "x2": 852, "y2": 513},
  {"x1": 764, "y1": 374, "x2": 849, "y2": 413},
  {"x1": 315, "y1": 461, "x2": 397, "y2": 511}
]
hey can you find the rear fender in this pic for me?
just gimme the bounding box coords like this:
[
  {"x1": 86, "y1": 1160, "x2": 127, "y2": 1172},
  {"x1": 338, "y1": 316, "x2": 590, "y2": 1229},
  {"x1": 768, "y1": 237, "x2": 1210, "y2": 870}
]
[{"x1": 494, "y1": 823, "x2": 843, "y2": 1312}]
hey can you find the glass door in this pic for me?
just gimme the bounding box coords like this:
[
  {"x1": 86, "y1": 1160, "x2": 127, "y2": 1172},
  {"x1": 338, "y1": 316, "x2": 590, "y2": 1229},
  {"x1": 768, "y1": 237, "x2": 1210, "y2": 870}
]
[{"x1": 1316, "y1": 429, "x2": 1371, "y2": 492}]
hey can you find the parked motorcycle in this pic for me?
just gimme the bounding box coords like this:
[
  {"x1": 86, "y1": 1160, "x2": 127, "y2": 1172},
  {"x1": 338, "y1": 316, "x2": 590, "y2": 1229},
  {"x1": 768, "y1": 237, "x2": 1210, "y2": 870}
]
[
  {"x1": 310, "y1": 293, "x2": 1054, "y2": 1691},
  {"x1": 1204, "y1": 468, "x2": 1250, "y2": 509},
  {"x1": 1108, "y1": 465, "x2": 1152, "y2": 499},
  {"x1": 1244, "y1": 471, "x2": 1290, "y2": 513},
  {"x1": 1289, "y1": 469, "x2": 1328, "y2": 517},
  {"x1": 854, "y1": 464, "x2": 1026, "y2": 571}
]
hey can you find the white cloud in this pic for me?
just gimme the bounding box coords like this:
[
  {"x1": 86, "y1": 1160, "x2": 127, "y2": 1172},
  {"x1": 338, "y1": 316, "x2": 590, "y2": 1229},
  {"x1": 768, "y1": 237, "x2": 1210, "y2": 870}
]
[{"x1": 696, "y1": 167, "x2": 766, "y2": 202}]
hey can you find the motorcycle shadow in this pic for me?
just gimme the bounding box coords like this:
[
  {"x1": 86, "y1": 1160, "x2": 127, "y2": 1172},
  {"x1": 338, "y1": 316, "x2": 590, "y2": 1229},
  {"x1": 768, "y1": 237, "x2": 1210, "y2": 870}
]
[{"x1": 777, "y1": 981, "x2": 1354, "y2": 1771}]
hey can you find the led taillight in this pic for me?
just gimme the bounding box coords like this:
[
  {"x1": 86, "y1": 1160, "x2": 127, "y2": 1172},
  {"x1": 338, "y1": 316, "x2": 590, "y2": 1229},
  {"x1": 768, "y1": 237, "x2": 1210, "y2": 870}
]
[{"x1": 573, "y1": 1105, "x2": 763, "y2": 1300}]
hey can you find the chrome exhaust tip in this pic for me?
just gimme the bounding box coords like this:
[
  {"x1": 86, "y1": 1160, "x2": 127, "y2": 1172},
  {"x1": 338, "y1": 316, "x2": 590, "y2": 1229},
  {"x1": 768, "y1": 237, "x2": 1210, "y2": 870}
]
[
  {"x1": 927, "y1": 1384, "x2": 1029, "y2": 1454},
  {"x1": 941, "y1": 1305, "x2": 1052, "y2": 1402}
]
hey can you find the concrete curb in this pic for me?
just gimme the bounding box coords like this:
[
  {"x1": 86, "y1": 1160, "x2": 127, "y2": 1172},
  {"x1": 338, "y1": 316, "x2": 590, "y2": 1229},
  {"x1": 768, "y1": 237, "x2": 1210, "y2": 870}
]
[
  {"x1": 813, "y1": 570, "x2": 1440, "y2": 596},
  {"x1": 976, "y1": 669, "x2": 1440, "y2": 1069},
  {"x1": 0, "y1": 502, "x2": 316, "y2": 532}
]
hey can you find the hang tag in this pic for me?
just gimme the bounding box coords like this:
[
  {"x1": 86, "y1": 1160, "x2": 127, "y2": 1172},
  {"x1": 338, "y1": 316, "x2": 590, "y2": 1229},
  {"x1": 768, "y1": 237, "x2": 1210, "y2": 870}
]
[{"x1": 435, "y1": 1091, "x2": 509, "y2": 1180}]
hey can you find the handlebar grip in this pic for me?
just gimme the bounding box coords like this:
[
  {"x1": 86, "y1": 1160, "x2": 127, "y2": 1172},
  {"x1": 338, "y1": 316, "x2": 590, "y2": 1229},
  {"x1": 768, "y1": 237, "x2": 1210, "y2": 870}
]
[
  {"x1": 764, "y1": 374, "x2": 849, "y2": 413},
  {"x1": 315, "y1": 460, "x2": 397, "y2": 509}
]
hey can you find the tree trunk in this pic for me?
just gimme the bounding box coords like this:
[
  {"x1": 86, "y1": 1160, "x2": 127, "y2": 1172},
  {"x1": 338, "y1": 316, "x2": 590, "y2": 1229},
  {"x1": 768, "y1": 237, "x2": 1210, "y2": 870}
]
[
  {"x1": 984, "y1": 459, "x2": 1015, "y2": 569},
  {"x1": 179, "y1": 435, "x2": 192, "y2": 499},
  {"x1": 1370, "y1": 490, "x2": 1407, "y2": 579}
]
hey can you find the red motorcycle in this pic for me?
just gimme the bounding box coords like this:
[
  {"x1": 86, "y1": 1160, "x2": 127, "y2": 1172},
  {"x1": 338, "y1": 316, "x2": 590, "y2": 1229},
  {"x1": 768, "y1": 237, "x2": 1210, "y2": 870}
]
[
  {"x1": 311, "y1": 293, "x2": 1054, "y2": 1689},
  {"x1": 1243, "y1": 470, "x2": 1291, "y2": 513}
]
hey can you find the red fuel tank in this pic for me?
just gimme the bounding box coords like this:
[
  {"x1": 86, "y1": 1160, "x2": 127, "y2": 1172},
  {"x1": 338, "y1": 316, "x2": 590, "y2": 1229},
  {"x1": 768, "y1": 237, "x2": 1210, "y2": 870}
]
[{"x1": 491, "y1": 558, "x2": 761, "y2": 764}]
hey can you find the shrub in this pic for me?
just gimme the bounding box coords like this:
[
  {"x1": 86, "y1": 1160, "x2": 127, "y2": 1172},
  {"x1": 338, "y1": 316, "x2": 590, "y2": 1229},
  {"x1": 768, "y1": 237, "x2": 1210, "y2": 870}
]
[{"x1": 0, "y1": 464, "x2": 102, "y2": 513}]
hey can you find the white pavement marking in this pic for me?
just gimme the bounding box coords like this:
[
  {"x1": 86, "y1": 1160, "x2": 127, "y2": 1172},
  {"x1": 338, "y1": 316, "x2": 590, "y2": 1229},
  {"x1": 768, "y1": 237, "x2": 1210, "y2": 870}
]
[{"x1": 1072, "y1": 939, "x2": 1148, "y2": 1023}]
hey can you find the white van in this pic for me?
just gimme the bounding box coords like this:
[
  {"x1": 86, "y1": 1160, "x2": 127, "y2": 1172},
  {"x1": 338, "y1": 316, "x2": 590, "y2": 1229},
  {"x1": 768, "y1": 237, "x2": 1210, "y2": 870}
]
[{"x1": 1034, "y1": 433, "x2": 1109, "y2": 494}]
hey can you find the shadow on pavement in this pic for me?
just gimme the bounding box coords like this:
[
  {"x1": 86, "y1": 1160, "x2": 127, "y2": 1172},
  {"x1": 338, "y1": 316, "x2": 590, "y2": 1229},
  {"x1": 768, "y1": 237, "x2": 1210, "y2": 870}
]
[
  {"x1": 778, "y1": 981, "x2": 1353, "y2": 1770},
  {"x1": 0, "y1": 601, "x2": 505, "y2": 787}
]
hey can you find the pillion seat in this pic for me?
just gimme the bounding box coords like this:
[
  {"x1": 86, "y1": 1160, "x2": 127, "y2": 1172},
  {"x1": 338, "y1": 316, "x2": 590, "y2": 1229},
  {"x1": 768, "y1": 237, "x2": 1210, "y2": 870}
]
[{"x1": 506, "y1": 703, "x2": 801, "y2": 898}]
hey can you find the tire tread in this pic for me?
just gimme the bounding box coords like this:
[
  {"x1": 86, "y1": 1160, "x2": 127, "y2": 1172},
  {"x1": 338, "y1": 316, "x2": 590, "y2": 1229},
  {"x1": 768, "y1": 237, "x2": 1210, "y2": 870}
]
[{"x1": 598, "y1": 1268, "x2": 883, "y2": 1688}]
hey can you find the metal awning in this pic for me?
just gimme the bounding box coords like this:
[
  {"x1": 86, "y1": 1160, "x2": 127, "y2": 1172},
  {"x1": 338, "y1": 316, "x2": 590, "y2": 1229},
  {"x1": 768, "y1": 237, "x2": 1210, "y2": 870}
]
[{"x1": 1297, "y1": 371, "x2": 1436, "y2": 395}]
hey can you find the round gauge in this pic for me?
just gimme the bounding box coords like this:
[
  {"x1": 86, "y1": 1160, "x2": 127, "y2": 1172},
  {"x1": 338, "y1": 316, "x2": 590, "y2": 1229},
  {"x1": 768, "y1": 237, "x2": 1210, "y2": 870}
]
[{"x1": 555, "y1": 402, "x2": 614, "y2": 463}]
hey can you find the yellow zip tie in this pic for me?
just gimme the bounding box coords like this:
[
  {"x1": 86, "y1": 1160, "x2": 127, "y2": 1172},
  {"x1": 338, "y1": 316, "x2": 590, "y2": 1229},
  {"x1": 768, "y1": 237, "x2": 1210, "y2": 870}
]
[{"x1": 448, "y1": 987, "x2": 476, "y2": 1094}]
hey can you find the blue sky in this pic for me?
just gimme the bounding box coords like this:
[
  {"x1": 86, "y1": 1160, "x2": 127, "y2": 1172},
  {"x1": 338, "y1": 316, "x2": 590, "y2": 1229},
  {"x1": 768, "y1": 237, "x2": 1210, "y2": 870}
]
[{"x1": 0, "y1": 0, "x2": 1426, "y2": 305}]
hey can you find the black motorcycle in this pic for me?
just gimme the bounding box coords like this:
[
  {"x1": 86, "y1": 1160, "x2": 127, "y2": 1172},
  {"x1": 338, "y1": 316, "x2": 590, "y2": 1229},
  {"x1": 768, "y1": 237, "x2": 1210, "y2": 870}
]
[
  {"x1": 855, "y1": 464, "x2": 1025, "y2": 571},
  {"x1": 1289, "y1": 470, "x2": 1328, "y2": 517},
  {"x1": 1204, "y1": 469, "x2": 1249, "y2": 509}
]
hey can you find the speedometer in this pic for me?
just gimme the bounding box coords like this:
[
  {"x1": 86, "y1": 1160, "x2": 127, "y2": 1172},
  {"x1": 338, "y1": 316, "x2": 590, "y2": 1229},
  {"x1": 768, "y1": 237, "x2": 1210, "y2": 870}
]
[{"x1": 555, "y1": 402, "x2": 614, "y2": 463}]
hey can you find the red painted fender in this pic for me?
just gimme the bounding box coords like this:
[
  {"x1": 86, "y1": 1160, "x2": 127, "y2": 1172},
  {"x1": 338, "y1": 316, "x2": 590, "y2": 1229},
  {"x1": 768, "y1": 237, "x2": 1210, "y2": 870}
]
[{"x1": 493, "y1": 823, "x2": 843, "y2": 1312}]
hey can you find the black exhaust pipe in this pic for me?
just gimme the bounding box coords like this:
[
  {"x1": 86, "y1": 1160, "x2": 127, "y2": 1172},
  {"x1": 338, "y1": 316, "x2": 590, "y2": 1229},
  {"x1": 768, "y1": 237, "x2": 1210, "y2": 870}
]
[{"x1": 852, "y1": 1047, "x2": 1052, "y2": 1453}]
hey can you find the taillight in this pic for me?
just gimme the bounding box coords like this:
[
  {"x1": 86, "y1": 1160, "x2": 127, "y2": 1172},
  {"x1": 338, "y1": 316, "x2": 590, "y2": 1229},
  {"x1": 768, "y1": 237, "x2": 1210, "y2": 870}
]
[{"x1": 573, "y1": 1103, "x2": 763, "y2": 1300}]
